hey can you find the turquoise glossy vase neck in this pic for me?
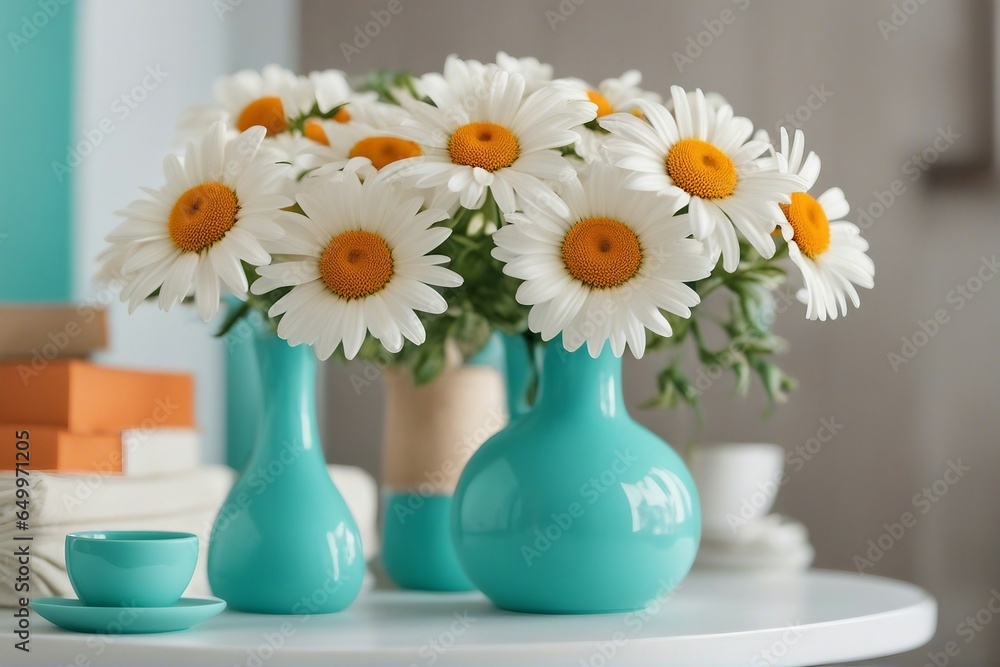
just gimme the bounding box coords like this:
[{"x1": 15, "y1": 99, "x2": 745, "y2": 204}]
[
  {"x1": 250, "y1": 334, "x2": 323, "y2": 465},
  {"x1": 535, "y1": 342, "x2": 625, "y2": 418}
]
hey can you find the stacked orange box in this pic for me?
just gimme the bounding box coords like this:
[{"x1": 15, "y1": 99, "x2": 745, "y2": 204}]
[{"x1": 0, "y1": 305, "x2": 200, "y2": 474}]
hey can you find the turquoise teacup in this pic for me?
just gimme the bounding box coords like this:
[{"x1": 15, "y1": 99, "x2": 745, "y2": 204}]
[{"x1": 65, "y1": 531, "x2": 198, "y2": 608}]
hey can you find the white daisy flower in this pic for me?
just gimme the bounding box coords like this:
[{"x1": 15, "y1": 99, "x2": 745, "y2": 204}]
[
  {"x1": 301, "y1": 103, "x2": 458, "y2": 212},
  {"x1": 492, "y1": 161, "x2": 714, "y2": 358},
  {"x1": 178, "y1": 65, "x2": 316, "y2": 140},
  {"x1": 495, "y1": 52, "x2": 554, "y2": 93},
  {"x1": 667, "y1": 90, "x2": 777, "y2": 145},
  {"x1": 666, "y1": 91, "x2": 772, "y2": 146},
  {"x1": 663, "y1": 90, "x2": 756, "y2": 144},
  {"x1": 251, "y1": 173, "x2": 463, "y2": 360},
  {"x1": 775, "y1": 128, "x2": 874, "y2": 321},
  {"x1": 308, "y1": 102, "x2": 422, "y2": 180},
  {"x1": 572, "y1": 70, "x2": 662, "y2": 118},
  {"x1": 381, "y1": 59, "x2": 596, "y2": 216},
  {"x1": 563, "y1": 70, "x2": 661, "y2": 163},
  {"x1": 599, "y1": 86, "x2": 805, "y2": 273},
  {"x1": 106, "y1": 123, "x2": 291, "y2": 321}
]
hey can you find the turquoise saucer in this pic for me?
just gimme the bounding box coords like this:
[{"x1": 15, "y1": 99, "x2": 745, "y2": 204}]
[{"x1": 31, "y1": 597, "x2": 226, "y2": 634}]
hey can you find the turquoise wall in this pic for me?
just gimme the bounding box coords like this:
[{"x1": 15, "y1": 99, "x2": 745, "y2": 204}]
[{"x1": 0, "y1": 0, "x2": 75, "y2": 301}]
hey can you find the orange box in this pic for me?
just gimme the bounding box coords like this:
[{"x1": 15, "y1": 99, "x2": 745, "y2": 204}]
[
  {"x1": 0, "y1": 360, "x2": 194, "y2": 433},
  {"x1": 2, "y1": 425, "x2": 122, "y2": 473}
]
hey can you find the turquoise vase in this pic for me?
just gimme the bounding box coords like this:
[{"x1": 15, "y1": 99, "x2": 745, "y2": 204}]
[
  {"x1": 222, "y1": 295, "x2": 263, "y2": 472},
  {"x1": 451, "y1": 340, "x2": 701, "y2": 614},
  {"x1": 382, "y1": 494, "x2": 471, "y2": 591},
  {"x1": 381, "y1": 334, "x2": 506, "y2": 592},
  {"x1": 208, "y1": 332, "x2": 365, "y2": 614},
  {"x1": 501, "y1": 333, "x2": 535, "y2": 420}
]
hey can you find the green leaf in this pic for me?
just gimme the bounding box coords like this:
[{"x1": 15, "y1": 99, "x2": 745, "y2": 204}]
[
  {"x1": 214, "y1": 299, "x2": 251, "y2": 338},
  {"x1": 412, "y1": 344, "x2": 446, "y2": 386},
  {"x1": 642, "y1": 233, "x2": 796, "y2": 415},
  {"x1": 449, "y1": 310, "x2": 492, "y2": 357}
]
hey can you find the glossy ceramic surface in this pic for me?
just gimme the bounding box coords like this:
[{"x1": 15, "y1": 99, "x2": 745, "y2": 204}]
[
  {"x1": 207, "y1": 334, "x2": 365, "y2": 614},
  {"x1": 65, "y1": 531, "x2": 198, "y2": 608},
  {"x1": 30, "y1": 597, "x2": 225, "y2": 634},
  {"x1": 382, "y1": 494, "x2": 473, "y2": 591},
  {"x1": 501, "y1": 333, "x2": 535, "y2": 420},
  {"x1": 223, "y1": 295, "x2": 265, "y2": 472},
  {"x1": 451, "y1": 342, "x2": 701, "y2": 613}
]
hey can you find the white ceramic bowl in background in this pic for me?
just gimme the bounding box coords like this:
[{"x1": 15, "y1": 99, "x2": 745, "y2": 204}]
[{"x1": 688, "y1": 443, "x2": 786, "y2": 534}]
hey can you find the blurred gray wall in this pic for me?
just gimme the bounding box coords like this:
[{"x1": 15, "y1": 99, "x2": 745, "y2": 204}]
[{"x1": 302, "y1": 1, "x2": 1000, "y2": 663}]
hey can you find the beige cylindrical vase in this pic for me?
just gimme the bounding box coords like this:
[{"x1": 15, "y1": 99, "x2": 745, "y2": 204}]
[{"x1": 380, "y1": 342, "x2": 507, "y2": 591}]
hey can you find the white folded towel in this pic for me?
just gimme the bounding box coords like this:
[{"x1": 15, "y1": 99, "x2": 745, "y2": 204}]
[{"x1": 0, "y1": 464, "x2": 378, "y2": 607}]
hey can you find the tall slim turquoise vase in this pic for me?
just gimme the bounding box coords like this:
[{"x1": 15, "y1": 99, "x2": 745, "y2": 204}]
[
  {"x1": 451, "y1": 340, "x2": 701, "y2": 614},
  {"x1": 223, "y1": 295, "x2": 263, "y2": 472},
  {"x1": 208, "y1": 332, "x2": 365, "y2": 614}
]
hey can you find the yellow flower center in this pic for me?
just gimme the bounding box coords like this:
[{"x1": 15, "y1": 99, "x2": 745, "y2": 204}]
[
  {"x1": 236, "y1": 96, "x2": 287, "y2": 135},
  {"x1": 333, "y1": 106, "x2": 351, "y2": 123},
  {"x1": 666, "y1": 138, "x2": 737, "y2": 200},
  {"x1": 318, "y1": 230, "x2": 394, "y2": 300},
  {"x1": 304, "y1": 119, "x2": 329, "y2": 146},
  {"x1": 780, "y1": 192, "x2": 831, "y2": 258},
  {"x1": 349, "y1": 136, "x2": 423, "y2": 170},
  {"x1": 167, "y1": 182, "x2": 239, "y2": 253},
  {"x1": 561, "y1": 217, "x2": 643, "y2": 289},
  {"x1": 448, "y1": 122, "x2": 520, "y2": 172},
  {"x1": 586, "y1": 90, "x2": 615, "y2": 117}
]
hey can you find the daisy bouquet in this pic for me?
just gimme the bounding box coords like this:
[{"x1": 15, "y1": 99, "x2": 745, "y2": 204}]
[{"x1": 101, "y1": 56, "x2": 873, "y2": 409}]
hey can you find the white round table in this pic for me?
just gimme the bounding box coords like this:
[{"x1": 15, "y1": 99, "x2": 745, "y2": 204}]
[{"x1": 10, "y1": 570, "x2": 936, "y2": 667}]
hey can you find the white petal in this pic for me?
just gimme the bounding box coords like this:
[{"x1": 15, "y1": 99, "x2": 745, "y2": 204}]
[
  {"x1": 195, "y1": 255, "x2": 222, "y2": 321},
  {"x1": 157, "y1": 252, "x2": 199, "y2": 311},
  {"x1": 210, "y1": 244, "x2": 249, "y2": 295}
]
